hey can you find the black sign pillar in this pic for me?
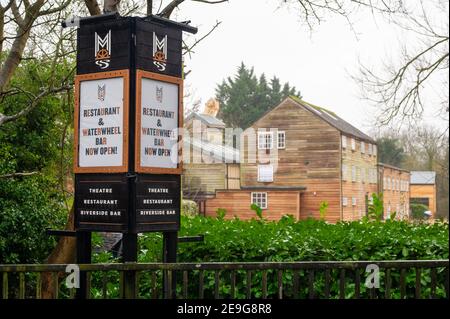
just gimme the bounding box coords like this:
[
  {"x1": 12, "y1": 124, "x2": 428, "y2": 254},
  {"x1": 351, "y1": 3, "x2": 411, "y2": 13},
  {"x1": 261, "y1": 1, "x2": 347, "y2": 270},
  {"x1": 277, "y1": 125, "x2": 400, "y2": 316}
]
[
  {"x1": 122, "y1": 232, "x2": 138, "y2": 298},
  {"x1": 75, "y1": 231, "x2": 91, "y2": 299},
  {"x1": 72, "y1": 14, "x2": 197, "y2": 299},
  {"x1": 163, "y1": 231, "x2": 178, "y2": 298}
]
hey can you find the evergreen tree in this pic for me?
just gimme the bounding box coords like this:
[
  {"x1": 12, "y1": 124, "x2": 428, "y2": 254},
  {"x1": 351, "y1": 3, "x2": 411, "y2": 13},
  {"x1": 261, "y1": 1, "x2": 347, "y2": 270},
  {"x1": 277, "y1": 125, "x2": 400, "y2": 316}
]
[
  {"x1": 216, "y1": 63, "x2": 302, "y2": 128},
  {"x1": 377, "y1": 137, "x2": 406, "y2": 167}
]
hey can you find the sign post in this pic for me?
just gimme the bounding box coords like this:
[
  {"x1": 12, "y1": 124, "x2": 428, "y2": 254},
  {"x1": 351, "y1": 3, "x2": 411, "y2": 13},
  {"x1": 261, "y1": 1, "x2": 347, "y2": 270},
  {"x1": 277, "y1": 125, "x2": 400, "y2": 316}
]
[{"x1": 72, "y1": 14, "x2": 197, "y2": 299}]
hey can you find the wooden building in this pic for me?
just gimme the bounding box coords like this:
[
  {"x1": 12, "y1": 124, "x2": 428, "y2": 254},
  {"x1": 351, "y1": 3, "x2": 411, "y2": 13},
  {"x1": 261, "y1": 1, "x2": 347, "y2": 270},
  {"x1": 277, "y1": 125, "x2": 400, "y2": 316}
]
[
  {"x1": 377, "y1": 163, "x2": 410, "y2": 219},
  {"x1": 410, "y1": 171, "x2": 437, "y2": 218},
  {"x1": 183, "y1": 111, "x2": 240, "y2": 206},
  {"x1": 199, "y1": 96, "x2": 378, "y2": 222}
]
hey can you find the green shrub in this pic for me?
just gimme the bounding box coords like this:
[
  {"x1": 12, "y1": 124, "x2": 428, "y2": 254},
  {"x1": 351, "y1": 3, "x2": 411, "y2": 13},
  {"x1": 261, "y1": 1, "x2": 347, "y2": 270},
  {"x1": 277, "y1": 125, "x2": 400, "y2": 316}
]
[
  {"x1": 411, "y1": 203, "x2": 429, "y2": 220},
  {"x1": 0, "y1": 175, "x2": 67, "y2": 263},
  {"x1": 134, "y1": 216, "x2": 448, "y2": 299},
  {"x1": 216, "y1": 208, "x2": 227, "y2": 220},
  {"x1": 319, "y1": 201, "x2": 329, "y2": 220},
  {"x1": 182, "y1": 200, "x2": 198, "y2": 216},
  {"x1": 250, "y1": 203, "x2": 263, "y2": 220},
  {"x1": 368, "y1": 193, "x2": 384, "y2": 221}
]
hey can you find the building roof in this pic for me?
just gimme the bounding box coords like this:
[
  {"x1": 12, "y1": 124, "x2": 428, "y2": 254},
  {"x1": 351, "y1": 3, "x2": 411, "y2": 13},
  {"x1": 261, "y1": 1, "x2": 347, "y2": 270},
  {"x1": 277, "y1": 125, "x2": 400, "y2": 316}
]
[
  {"x1": 378, "y1": 162, "x2": 410, "y2": 173},
  {"x1": 185, "y1": 113, "x2": 226, "y2": 128},
  {"x1": 410, "y1": 171, "x2": 436, "y2": 185},
  {"x1": 185, "y1": 137, "x2": 240, "y2": 163},
  {"x1": 289, "y1": 96, "x2": 376, "y2": 143}
]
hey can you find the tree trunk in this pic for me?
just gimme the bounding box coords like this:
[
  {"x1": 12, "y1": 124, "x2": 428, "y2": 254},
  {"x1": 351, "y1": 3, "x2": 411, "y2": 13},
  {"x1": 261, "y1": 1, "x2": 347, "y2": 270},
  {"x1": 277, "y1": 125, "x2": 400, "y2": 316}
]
[
  {"x1": 41, "y1": 207, "x2": 77, "y2": 299},
  {"x1": 103, "y1": 0, "x2": 121, "y2": 13},
  {"x1": 84, "y1": 0, "x2": 101, "y2": 15}
]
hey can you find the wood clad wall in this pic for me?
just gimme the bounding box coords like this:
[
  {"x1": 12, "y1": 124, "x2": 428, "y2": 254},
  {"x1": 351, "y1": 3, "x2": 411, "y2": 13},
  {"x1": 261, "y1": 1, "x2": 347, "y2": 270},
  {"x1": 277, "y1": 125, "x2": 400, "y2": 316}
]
[
  {"x1": 341, "y1": 137, "x2": 378, "y2": 221},
  {"x1": 227, "y1": 164, "x2": 241, "y2": 189},
  {"x1": 182, "y1": 117, "x2": 228, "y2": 197},
  {"x1": 410, "y1": 184, "x2": 437, "y2": 218},
  {"x1": 379, "y1": 166, "x2": 410, "y2": 219},
  {"x1": 240, "y1": 99, "x2": 342, "y2": 222},
  {"x1": 182, "y1": 163, "x2": 226, "y2": 195},
  {"x1": 205, "y1": 190, "x2": 301, "y2": 220}
]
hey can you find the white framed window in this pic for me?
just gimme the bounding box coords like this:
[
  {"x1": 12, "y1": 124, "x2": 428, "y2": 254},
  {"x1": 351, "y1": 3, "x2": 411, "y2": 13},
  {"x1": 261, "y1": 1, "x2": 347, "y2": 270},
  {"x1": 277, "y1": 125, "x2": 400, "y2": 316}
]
[
  {"x1": 277, "y1": 131, "x2": 286, "y2": 149},
  {"x1": 352, "y1": 166, "x2": 357, "y2": 182},
  {"x1": 342, "y1": 164, "x2": 348, "y2": 181},
  {"x1": 383, "y1": 177, "x2": 387, "y2": 190},
  {"x1": 373, "y1": 145, "x2": 377, "y2": 156},
  {"x1": 258, "y1": 165, "x2": 273, "y2": 182},
  {"x1": 351, "y1": 138, "x2": 356, "y2": 151},
  {"x1": 342, "y1": 135, "x2": 347, "y2": 149},
  {"x1": 258, "y1": 132, "x2": 273, "y2": 150},
  {"x1": 361, "y1": 141, "x2": 365, "y2": 154},
  {"x1": 251, "y1": 192, "x2": 267, "y2": 209},
  {"x1": 342, "y1": 197, "x2": 348, "y2": 206},
  {"x1": 352, "y1": 197, "x2": 357, "y2": 206},
  {"x1": 368, "y1": 144, "x2": 372, "y2": 156}
]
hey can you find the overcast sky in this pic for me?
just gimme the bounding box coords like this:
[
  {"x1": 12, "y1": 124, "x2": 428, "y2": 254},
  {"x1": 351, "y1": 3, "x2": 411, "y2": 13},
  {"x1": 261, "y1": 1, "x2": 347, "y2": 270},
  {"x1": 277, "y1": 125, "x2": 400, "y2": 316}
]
[{"x1": 171, "y1": 0, "x2": 447, "y2": 134}]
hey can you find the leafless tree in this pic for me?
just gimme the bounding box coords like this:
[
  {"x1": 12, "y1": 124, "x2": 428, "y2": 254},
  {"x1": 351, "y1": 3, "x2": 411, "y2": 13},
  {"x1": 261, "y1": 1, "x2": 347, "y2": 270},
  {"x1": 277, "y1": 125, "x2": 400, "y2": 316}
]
[{"x1": 354, "y1": 0, "x2": 449, "y2": 127}]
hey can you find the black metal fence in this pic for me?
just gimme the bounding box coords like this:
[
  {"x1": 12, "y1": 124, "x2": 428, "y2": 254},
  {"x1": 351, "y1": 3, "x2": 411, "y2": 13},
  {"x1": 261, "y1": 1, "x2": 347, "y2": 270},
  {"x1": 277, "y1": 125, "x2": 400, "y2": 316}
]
[{"x1": 0, "y1": 260, "x2": 448, "y2": 299}]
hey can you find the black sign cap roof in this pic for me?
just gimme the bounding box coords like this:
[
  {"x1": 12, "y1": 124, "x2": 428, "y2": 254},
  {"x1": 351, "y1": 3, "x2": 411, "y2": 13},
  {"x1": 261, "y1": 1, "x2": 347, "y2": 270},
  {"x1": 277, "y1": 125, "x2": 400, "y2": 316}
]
[{"x1": 62, "y1": 13, "x2": 198, "y2": 35}]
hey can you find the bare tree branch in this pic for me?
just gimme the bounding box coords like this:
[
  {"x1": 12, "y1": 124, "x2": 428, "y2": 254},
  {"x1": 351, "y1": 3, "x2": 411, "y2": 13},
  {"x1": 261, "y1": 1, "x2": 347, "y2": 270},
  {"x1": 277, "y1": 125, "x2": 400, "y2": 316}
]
[
  {"x1": 147, "y1": 0, "x2": 153, "y2": 15},
  {"x1": 183, "y1": 20, "x2": 221, "y2": 56},
  {"x1": 159, "y1": 0, "x2": 185, "y2": 18},
  {"x1": 353, "y1": 0, "x2": 449, "y2": 128},
  {"x1": 0, "y1": 171, "x2": 39, "y2": 179},
  {"x1": 0, "y1": 84, "x2": 72, "y2": 126}
]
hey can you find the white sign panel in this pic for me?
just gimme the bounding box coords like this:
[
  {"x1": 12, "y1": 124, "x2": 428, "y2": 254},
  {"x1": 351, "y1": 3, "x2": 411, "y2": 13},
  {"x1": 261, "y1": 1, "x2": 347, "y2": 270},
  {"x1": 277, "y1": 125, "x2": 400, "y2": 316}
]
[
  {"x1": 78, "y1": 77, "x2": 124, "y2": 167},
  {"x1": 139, "y1": 78, "x2": 179, "y2": 169}
]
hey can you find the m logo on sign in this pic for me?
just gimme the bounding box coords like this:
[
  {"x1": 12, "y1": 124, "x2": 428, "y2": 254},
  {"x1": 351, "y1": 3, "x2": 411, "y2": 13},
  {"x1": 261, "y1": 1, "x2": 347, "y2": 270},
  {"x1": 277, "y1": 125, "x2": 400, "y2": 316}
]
[
  {"x1": 98, "y1": 84, "x2": 106, "y2": 101},
  {"x1": 153, "y1": 32, "x2": 168, "y2": 72},
  {"x1": 95, "y1": 30, "x2": 111, "y2": 69},
  {"x1": 156, "y1": 86, "x2": 163, "y2": 103}
]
